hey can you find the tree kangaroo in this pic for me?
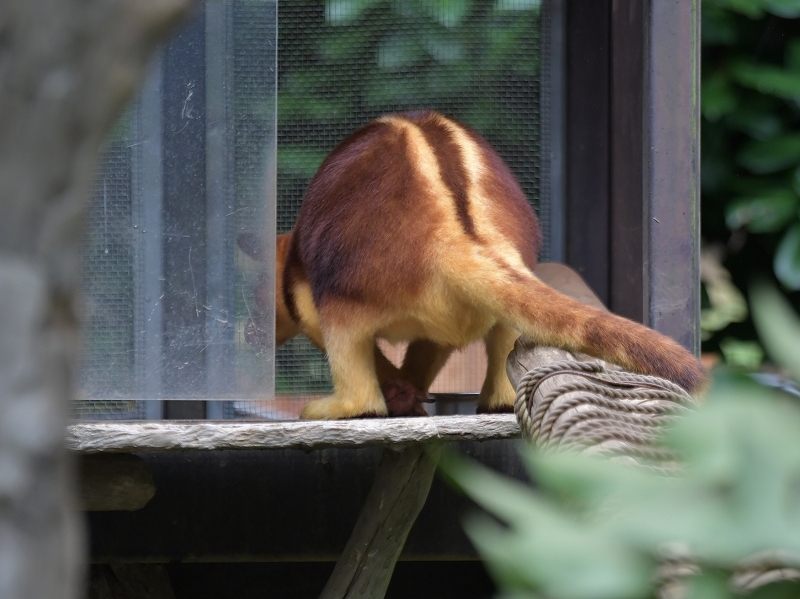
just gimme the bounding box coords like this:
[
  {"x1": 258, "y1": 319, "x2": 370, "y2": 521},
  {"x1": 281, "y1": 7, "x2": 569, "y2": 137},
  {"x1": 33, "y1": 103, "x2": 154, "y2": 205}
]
[{"x1": 239, "y1": 110, "x2": 707, "y2": 419}]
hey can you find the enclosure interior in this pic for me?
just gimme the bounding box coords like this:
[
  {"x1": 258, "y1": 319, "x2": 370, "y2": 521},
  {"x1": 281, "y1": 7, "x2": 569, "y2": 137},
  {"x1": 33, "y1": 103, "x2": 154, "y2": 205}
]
[{"x1": 76, "y1": 0, "x2": 558, "y2": 420}]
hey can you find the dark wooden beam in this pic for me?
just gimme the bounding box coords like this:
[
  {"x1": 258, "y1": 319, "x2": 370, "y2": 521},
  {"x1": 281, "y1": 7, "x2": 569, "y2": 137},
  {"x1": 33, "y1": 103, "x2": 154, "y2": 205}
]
[
  {"x1": 87, "y1": 441, "x2": 527, "y2": 562},
  {"x1": 565, "y1": 0, "x2": 611, "y2": 305},
  {"x1": 609, "y1": 0, "x2": 645, "y2": 323}
]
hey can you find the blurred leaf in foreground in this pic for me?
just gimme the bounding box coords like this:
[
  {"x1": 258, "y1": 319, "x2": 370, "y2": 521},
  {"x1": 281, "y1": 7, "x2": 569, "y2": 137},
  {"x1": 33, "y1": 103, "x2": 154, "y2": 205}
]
[
  {"x1": 444, "y1": 282, "x2": 800, "y2": 598},
  {"x1": 751, "y1": 279, "x2": 800, "y2": 377}
]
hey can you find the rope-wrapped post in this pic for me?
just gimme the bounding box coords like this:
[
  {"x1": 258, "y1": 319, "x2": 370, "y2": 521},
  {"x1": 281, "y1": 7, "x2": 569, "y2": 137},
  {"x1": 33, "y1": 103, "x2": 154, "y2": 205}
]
[{"x1": 508, "y1": 343, "x2": 696, "y2": 467}]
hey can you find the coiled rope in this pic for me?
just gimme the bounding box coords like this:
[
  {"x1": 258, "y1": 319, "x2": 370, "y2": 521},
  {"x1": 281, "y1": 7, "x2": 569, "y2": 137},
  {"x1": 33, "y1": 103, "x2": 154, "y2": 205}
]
[{"x1": 512, "y1": 358, "x2": 696, "y2": 466}]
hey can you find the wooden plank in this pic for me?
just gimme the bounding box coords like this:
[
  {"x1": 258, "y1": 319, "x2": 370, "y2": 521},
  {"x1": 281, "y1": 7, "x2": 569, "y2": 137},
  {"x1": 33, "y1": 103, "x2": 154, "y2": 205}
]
[
  {"x1": 67, "y1": 414, "x2": 519, "y2": 453},
  {"x1": 319, "y1": 445, "x2": 440, "y2": 599},
  {"x1": 89, "y1": 564, "x2": 175, "y2": 599},
  {"x1": 79, "y1": 455, "x2": 156, "y2": 512}
]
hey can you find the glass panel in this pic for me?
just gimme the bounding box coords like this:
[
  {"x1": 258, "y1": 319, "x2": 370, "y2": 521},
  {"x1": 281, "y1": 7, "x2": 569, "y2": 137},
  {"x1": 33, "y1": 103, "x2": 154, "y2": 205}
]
[
  {"x1": 75, "y1": 0, "x2": 277, "y2": 419},
  {"x1": 76, "y1": 0, "x2": 550, "y2": 420}
]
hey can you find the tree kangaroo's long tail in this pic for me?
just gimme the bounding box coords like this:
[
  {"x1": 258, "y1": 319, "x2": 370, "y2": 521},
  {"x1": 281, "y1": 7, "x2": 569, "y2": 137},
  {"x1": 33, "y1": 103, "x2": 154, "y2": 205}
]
[{"x1": 465, "y1": 265, "x2": 709, "y2": 393}]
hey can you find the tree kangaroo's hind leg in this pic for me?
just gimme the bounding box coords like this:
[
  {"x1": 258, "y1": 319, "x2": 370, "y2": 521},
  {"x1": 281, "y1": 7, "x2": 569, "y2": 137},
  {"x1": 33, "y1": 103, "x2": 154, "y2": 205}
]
[
  {"x1": 300, "y1": 322, "x2": 388, "y2": 419},
  {"x1": 400, "y1": 339, "x2": 455, "y2": 392},
  {"x1": 477, "y1": 322, "x2": 519, "y2": 413},
  {"x1": 377, "y1": 340, "x2": 454, "y2": 417}
]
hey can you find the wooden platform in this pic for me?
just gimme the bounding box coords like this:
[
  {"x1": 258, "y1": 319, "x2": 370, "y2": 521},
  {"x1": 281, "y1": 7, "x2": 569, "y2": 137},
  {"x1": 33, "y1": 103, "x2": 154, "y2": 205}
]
[{"x1": 67, "y1": 414, "x2": 519, "y2": 453}]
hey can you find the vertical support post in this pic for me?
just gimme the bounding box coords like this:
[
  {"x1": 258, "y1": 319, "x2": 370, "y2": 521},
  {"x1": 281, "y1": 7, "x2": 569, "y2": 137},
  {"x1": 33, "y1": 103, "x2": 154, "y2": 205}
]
[
  {"x1": 205, "y1": 0, "x2": 235, "y2": 419},
  {"x1": 318, "y1": 445, "x2": 441, "y2": 599},
  {"x1": 162, "y1": 9, "x2": 208, "y2": 418},
  {"x1": 644, "y1": 0, "x2": 701, "y2": 354},
  {"x1": 133, "y1": 59, "x2": 165, "y2": 420},
  {"x1": 241, "y1": 0, "x2": 279, "y2": 404},
  {"x1": 609, "y1": 0, "x2": 645, "y2": 324},
  {"x1": 565, "y1": 0, "x2": 611, "y2": 305},
  {"x1": 540, "y1": 0, "x2": 567, "y2": 264}
]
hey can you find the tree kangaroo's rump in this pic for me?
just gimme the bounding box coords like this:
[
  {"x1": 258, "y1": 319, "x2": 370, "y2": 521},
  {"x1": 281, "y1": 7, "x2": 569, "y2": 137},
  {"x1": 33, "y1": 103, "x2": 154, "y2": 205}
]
[{"x1": 240, "y1": 110, "x2": 708, "y2": 420}]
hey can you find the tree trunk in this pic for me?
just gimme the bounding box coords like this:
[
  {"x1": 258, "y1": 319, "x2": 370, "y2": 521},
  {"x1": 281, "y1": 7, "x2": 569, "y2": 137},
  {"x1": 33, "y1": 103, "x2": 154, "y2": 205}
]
[{"x1": 0, "y1": 1, "x2": 196, "y2": 596}]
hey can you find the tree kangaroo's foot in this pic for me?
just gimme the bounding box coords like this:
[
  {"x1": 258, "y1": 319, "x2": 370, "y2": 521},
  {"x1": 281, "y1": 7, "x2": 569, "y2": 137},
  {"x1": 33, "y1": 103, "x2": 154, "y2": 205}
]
[
  {"x1": 381, "y1": 378, "x2": 430, "y2": 417},
  {"x1": 476, "y1": 403, "x2": 514, "y2": 414},
  {"x1": 476, "y1": 386, "x2": 515, "y2": 414},
  {"x1": 300, "y1": 395, "x2": 388, "y2": 420}
]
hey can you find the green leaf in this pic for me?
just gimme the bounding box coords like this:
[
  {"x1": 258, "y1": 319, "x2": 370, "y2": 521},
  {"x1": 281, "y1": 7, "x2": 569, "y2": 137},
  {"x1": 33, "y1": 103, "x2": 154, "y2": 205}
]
[
  {"x1": 730, "y1": 60, "x2": 800, "y2": 100},
  {"x1": 494, "y1": 0, "x2": 541, "y2": 11},
  {"x1": 727, "y1": 104, "x2": 783, "y2": 140},
  {"x1": 737, "y1": 134, "x2": 800, "y2": 174},
  {"x1": 791, "y1": 166, "x2": 800, "y2": 196},
  {"x1": 325, "y1": 0, "x2": 381, "y2": 24},
  {"x1": 751, "y1": 279, "x2": 800, "y2": 380},
  {"x1": 718, "y1": 337, "x2": 764, "y2": 370},
  {"x1": 774, "y1": 223, "x2": 800, "y2": 290},
  {"x1": 377, "y1": 33, "x2": 425, "y2": 70},
  {"x1": 763, "y1": 0, "x2": 800, "y2": 18},
  {"x1": 725, "y1": 189, "x2": 798, "y2": 232},
  {"x1": 748, "y1": 581, "x2": 800, "y2": 599},
  {"x1": 446, "y1": 457, "x2": 653, "y2": 599},
  {"x1": 277, "y1": 146, "x2": 328, "y2": 178},
  {"x1": 702, "y1": 6, "x2": 739, "y2": 46},
  {"x1": 786, "y1": 38, "x2": 800, "y2": 73},
  {"x1": 423, "y1": 36, "x2": 465, "y2": 64},
  {"x1": 320, "y1": 30, "x2": 372, "y2": 61},
  {"x1": 685, "y1": 573, "x2": 733, "y2": 599},
  {"x1": 278, "y1": 93, "x2": 350, "y2": 122},
  {"x1": 704, "y1": 0, "x2": 763, "y2": 18},
  {"x1": 702, "y1": 72, "x2": 738, "y2": 121},
  {"x1": 420, "y1": 0, "x2": 474, "y2": 28}
]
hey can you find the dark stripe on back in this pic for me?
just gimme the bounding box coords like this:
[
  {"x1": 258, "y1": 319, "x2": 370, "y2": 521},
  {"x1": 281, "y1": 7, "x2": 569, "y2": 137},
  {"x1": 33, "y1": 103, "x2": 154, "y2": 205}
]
[{"x1": 409, "y1": 113, "x2": 476, "y2": 238}]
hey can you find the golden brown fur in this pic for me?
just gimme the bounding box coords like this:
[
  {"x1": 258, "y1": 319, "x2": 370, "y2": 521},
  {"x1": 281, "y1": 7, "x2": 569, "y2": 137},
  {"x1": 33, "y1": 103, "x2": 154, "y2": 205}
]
[{"x1": 242, "y1": 110, "x2": 708, "y2": 419}]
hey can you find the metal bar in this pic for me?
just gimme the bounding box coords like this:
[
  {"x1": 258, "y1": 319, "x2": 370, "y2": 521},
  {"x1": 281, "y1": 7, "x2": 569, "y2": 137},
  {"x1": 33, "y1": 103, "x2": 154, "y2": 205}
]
[
  {"x1": 132, "y1": 57, "x2": 165, "y2": 420},
  {"x1": 205, "y1": 0, "x2": 235, "y2": 420},
  {"x1": 644, "y1": 0, "x2": 701, "y2": 353},
  {"x1": 161, "y1": 9, "x2": 208, "y2": 418},
  {"x1": 243, "y1": 0, "x2": 279, "y2": 403},
  {"x1": 540, "y1": 0, "x2": 566, "y2": 264}
]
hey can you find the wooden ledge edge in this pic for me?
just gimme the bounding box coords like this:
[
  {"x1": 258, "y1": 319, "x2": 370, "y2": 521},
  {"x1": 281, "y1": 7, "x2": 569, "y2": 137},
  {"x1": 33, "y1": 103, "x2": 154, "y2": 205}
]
[{"x1": 66, "y1": 414, "x2": 520, "y2": 453}]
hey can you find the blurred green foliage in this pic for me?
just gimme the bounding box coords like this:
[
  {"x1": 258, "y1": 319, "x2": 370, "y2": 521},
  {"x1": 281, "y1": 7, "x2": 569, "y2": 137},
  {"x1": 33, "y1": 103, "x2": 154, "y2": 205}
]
[
  {"x1": 702, "y1": 0, "x2": 800, "y2": 355},
  {"x1": 443, "y1": 282, "x2": 800, "y2": 599}
]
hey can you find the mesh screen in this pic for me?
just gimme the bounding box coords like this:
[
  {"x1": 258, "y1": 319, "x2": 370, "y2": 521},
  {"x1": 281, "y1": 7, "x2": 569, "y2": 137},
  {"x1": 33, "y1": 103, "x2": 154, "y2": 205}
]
[
  {"x1": 76, "y1": 1, "x2": 280, "y2": 419},
  {"x1": 273, "y1": 0, "x2": 542, "y2": 410},
  {"x1": 76, "y1": 131, "x2": 145, "y2": 419}
]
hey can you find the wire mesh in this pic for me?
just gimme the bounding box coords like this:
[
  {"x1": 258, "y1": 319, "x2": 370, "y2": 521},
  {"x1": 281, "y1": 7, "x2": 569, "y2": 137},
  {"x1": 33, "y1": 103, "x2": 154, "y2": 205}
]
[
  {"x1": 75, "y1": 133, "x2": 145, "y2": 420},
  {"x1": 270, "y1": 0, "x2": 543, "y2": 414},
  {"x1": 75, "y1": 0, "x2": 545, "y2": 420}
]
